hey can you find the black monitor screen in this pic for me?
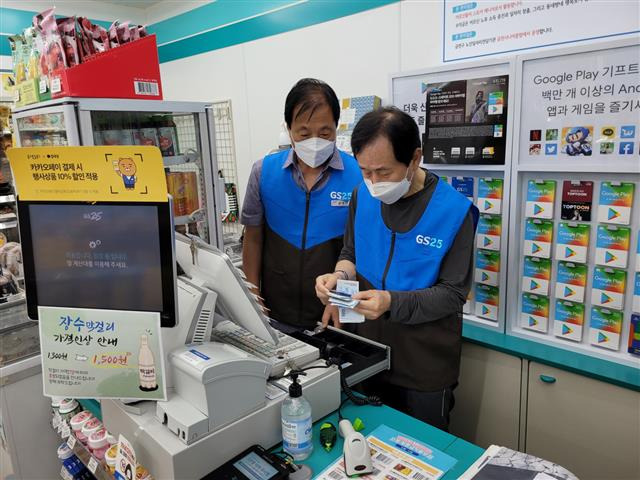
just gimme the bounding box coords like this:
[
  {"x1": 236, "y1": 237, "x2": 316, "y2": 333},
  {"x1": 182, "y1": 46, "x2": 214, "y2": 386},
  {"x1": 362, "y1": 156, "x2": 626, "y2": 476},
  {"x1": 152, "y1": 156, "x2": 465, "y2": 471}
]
[{"x1": 22, "y1": 202, "x2": 174, "y2": 321}]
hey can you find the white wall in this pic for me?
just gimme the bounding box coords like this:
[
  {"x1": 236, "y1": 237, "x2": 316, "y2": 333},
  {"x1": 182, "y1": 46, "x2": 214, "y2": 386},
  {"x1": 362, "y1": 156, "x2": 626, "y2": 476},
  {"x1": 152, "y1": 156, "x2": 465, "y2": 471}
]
[{"x1": 160, "y1": 1, "x2": 444, "y2": 205}]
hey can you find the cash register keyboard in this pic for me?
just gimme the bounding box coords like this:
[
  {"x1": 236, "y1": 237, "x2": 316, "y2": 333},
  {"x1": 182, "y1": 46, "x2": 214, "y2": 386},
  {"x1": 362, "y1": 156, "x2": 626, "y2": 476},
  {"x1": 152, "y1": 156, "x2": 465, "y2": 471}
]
[{"x1": 212, "y1": 321, "x2": 319, "y2": 377}]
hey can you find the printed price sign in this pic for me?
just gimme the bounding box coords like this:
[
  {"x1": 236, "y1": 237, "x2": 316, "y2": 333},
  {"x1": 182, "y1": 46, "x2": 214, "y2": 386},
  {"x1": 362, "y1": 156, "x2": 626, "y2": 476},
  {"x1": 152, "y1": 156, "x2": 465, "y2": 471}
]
[{"x1": 39, "y1": 306, "x2": 166, "y2": 400}]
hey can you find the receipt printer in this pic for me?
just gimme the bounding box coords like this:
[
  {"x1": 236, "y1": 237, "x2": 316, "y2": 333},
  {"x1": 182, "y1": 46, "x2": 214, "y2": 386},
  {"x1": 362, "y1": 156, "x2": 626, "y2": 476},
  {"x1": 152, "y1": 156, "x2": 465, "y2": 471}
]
[{"x1": 156, "y1": 342, "x2": 270, "y2": 444}]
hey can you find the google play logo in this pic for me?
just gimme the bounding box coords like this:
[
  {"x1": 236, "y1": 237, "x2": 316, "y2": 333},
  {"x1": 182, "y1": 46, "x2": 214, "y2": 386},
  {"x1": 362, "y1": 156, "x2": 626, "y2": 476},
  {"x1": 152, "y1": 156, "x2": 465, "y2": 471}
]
[
  {"x1": 484, "y1": 200, "x2": 493, "y2": 210},
  {"x1": 605, "y1": 251, "x2": 617, "y2": 263},
  {"x1": 601, "y1": 292, "x2": 613, "y2": 304},
  {"x1": 529, "y1": 316, "x2": 538, "y2": 326},
  {"x1": 608, "y1": 208, "x2": 620, "y2": 221},
  {"x1": 483, "y1": 237, "x2": 493, "y2": 247},
  {"x1": 598, "y1": 332, "x2": 609, "y2": 343},
  {"x1": 562, "y1": 324, "x2": 573, "y2": 335},
  {"x1": 564, "y1": 286, "x2": 575, "y2": 297},
  {"x1": 481, "y1": 305, "x2": 490, "y2": 315},
  {"x1": 565, "y1": 247, "x2": 576, "y2": 258},
  {"x1": 530, "y1": 280, "x2": 540, "y2": 290},
  {"x1": 534, "y1": 204, "x2": 544, "y2": 216},
  {"x1": 532, "y1": 243, "x2": 541, "y2": 254}
]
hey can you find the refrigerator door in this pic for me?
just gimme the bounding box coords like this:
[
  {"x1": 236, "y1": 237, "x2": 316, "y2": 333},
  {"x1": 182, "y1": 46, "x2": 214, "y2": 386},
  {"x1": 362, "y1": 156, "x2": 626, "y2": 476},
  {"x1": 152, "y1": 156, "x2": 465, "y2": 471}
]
[
  {"x1": 12, "y1": 103, "x2": 79, "y2": 147},
  {"x1": 79, "y1": 107, "x2": 221, "y2": 246}
]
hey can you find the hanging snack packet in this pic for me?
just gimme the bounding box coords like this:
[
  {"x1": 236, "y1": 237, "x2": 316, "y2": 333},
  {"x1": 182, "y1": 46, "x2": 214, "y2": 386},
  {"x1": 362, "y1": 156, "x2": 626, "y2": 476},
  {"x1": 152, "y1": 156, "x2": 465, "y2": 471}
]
[
  {"x1": 8, "y1": 35, "x2": 26, "y2": 83},
  {"x1": 91, "y1": 23, "x2": 110, "y2": 53},
  {"x1": 108, "y1": 21, "x2": 120, "y2": 48},
  {"x1": 129, "y1": 25, "x2": 140, "y2": 42},
  {"x1": 138, "y1": 25, "x2": 148, "y2": 38},
  {"x1": 116, "y1": 21, "x2": 131, "y2": 45},
  {"x1": 77, "y1": 17, "x2": 96, "y2": 58},
  {"x1": 39, "y1": 8, "x2": 67, "y2": 72},
  {"x1": 57, "y1": 17, "x2": 80, "y2": 67},
  {"x1": 24, "y1": 28, "x2": 41, "y2": 79}
]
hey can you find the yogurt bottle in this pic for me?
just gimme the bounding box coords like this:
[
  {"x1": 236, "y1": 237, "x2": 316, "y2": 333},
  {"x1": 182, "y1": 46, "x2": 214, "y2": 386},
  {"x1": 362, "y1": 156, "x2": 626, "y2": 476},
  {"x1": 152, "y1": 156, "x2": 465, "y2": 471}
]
[
  {"x1": 88, "y1": 427, "x2": 109, "y2": 462},
  {"x1": 59, "y1": 399, "x2": 81, "y2": 422},
  {"x1": 81, "y1": 417, "x2": 102, "y2": 440},
  {"x1": 105, "y1": 444, "x2": 118, "y2": 475},
  {"x1": 69, "y1": 411, "x2": 93, "y2": 445}
]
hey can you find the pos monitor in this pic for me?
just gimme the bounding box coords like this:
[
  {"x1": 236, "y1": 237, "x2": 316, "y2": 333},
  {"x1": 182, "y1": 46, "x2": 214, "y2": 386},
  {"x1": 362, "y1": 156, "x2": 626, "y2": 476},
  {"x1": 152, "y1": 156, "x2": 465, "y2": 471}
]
[{"x1": 17, "y1": 199, "x2": 177, "y2": 327}]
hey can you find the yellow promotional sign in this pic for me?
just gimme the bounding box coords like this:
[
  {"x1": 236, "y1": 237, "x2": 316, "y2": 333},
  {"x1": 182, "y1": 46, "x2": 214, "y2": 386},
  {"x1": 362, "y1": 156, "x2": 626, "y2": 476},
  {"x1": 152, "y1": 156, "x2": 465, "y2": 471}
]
[{"x1": 8, "y1": 146, "x2": 168, "y2": 202}]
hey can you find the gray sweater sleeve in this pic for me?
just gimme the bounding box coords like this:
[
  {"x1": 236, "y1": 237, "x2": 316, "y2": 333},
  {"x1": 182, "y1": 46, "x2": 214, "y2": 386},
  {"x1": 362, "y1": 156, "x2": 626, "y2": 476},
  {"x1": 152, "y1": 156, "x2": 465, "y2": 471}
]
[{"x1": 388, "y1": 211, "x2": 475, "y2": 325}]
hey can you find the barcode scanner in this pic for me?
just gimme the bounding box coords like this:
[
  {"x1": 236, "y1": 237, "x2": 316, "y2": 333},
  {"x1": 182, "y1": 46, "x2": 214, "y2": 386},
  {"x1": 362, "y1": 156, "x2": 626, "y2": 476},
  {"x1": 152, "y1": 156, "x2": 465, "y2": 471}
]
[{"x1": 339, "y1": 419, "x2": 373, "y2": 476}]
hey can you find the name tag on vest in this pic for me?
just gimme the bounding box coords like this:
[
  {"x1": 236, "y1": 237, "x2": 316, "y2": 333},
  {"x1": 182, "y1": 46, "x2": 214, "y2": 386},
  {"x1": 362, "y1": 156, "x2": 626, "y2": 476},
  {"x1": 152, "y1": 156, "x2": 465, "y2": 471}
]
[{"x1": 330, "y1": 191, "x2": 351, "y2": 207}]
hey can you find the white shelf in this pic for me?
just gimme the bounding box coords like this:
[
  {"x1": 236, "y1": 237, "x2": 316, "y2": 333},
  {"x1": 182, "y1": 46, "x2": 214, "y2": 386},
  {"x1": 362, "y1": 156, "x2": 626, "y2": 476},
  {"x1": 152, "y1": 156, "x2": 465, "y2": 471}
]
[
  {"x1": 0, "y1": 220, "x2": 17, "y2": 230},
  {"x1": 18, "y1": 126, "x2": 66, "y2": 133},
  {"x1": 162, "y1": 154, "x2": 196, "y2": 167},
  {"x1": 0, "y1": 195, "x2": 15, "y2": 203}
]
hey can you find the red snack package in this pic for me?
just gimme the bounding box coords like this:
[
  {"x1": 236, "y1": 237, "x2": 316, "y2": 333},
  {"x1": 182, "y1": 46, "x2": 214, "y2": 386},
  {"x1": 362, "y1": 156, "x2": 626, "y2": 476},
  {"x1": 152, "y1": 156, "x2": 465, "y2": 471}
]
[
  {"x1": 138, "y1": 25, "x2": 148, "y2": 38},
  {"x1": 91, "y1": 23, "x2": 110, "y2": 53},
  {"x1": 39, "y1": 8, "x2": 67, "y2": 72},
  {"x1": 77, "y1": 17, "x2": 95, "y2": 59},
  {"x1": 108, "y1": 21, "x2": 120, "y2": 49},
  {"x1": 129, "y1": 25, "x2": 140, "y2": 42},
  {"x1": 116, "y1": 21, "x2": 131, "y2": 45},
  {"x1": 57, "y1": 17, "x2": 79, "y2": 67}
]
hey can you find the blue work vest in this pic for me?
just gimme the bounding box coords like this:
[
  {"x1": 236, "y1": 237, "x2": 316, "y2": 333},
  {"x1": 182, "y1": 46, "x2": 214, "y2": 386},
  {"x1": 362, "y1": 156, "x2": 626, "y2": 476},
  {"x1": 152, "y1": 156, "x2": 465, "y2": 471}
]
[
  {"x1": 259, "y1": 148, "x2": 361, "y2": 327},
  {"x1": 354, "y1": 179, "x2": 472, "y2": 291},
  {"x1": 260, "y1": 149, "x2": 362, "y2": 250}
]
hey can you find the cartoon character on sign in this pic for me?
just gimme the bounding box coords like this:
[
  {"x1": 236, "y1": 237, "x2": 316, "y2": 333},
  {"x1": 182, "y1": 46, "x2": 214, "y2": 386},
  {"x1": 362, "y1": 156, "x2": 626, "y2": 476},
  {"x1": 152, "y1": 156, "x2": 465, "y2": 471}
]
[
  {"x1": 563, "y1": 126, "x2": 592, "y2": 156},
  {"x1": 113, "y1": 157, "x2": 137, "y2": 189}
]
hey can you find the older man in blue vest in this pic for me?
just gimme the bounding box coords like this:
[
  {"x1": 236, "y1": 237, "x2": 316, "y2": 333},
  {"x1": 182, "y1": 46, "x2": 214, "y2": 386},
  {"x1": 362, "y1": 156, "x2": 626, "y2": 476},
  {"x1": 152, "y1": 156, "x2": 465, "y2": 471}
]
[{"x1": 316, "y1": 107, "x2": 478, "y2": 431}]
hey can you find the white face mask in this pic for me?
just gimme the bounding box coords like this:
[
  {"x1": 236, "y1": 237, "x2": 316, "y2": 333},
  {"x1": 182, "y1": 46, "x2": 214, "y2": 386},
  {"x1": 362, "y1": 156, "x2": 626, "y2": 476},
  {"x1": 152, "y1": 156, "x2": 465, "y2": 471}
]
[
  {"x1": 293, "y1": 137, "x2": 335, "y2": 168},
  {"x1": 364, "y1": 167, "x2": 414, "y2": 204}
]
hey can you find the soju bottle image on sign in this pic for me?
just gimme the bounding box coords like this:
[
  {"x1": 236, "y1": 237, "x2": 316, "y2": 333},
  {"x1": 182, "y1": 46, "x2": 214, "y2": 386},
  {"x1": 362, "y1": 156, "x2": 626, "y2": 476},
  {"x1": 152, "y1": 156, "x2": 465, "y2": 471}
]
[{"x1": 138, "y1": 334, "x2": 158, "y2": 392}]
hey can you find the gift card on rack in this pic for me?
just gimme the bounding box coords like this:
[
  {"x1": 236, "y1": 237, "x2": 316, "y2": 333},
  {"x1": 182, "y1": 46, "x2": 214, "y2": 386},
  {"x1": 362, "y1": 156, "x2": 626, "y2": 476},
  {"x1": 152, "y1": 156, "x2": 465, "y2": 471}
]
[
  {"x1": 526, "y1": 180, "x2": 556, "y2": 219},
  {"x1": 555, "y1": 222, "x2": 590, "y2": 263},
  {"x1": 554, "y1": 300, "x2": 585, "y2": 342},
  {"x1": 523, "y1": 219, "x2": 553, "y2": 258},
  {"x1": 636, "y1": 233, "x2": 640, "y2": 271},
  {"x1": 555, "y1": 261, "x2": 587, "y2": 303},
  {"x1": 597, "y1": 182, "x2": 635, "y2": 225},
  {"x1": 629, "y1": 314, "x2": 640, "y2": 356},
  {"x1": 521, "y1": 293, "x2": 549, "y2": 333},
  {"x1": 476, "y1": 214, "x2": 502, "y2": 251},
  {"x1": 522, "y1": 256, "x2": 551, "y2": 295},
  {"x1": 440, "y1": 175, "x2": 449, "y2": 184},
  {"x1": 452, "y1": 176, "x2": 474, "y2": 198},
  {"x1": 589, "y1": 306, "x2": 623, "y2": 351},
  {"x1": 475, "y1": 249, "x2": 500, "y2": 286},
  {"x1": 561, "y1": 180, "x2": 593, "y2": 221},
  {"x1": 477, "y1": 178, "x2": 503, "y2": 214},
  {"x1": 634, "y1": 272, "x2": 640, "y2": 313},
  {"x1": 591, "y1": 266, "x2": 627, "y2": 310},
  {"x1": 474, "y1": 284, "x2": 499, "y2": 321},
  {"x1": 595, "y1": 225, "x2": 630, "y2": 268}
]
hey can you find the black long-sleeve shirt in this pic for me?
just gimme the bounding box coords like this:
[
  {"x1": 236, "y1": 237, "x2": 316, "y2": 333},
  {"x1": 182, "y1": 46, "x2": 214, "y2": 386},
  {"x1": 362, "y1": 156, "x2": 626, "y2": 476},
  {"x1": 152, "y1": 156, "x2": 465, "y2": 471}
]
[{"x1": 339, "y1": 170, "x2": 475, "y2": 324}]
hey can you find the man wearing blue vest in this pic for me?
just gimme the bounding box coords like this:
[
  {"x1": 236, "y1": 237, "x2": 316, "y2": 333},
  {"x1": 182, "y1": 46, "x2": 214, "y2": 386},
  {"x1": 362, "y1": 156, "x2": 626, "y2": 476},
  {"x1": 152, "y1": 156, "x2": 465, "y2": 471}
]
[
  {"x1": 241, "y1": 78, "x2": 362, "y2": 328},
  {"x1": 316, "y1": 107, "x2": 478, "y2": 430}
]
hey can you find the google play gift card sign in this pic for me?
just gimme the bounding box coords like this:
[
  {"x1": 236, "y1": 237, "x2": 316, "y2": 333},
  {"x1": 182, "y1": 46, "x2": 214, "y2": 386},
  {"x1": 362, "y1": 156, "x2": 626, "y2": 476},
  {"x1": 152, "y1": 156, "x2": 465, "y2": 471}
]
[
  {"x1": 476, "y1": 214, "x2": 501, "y2": 252},
  {"x1": 555, "y1": 261, "x2": 587, "y2": 303},
  {"x1": 521, "y1": 293, "x2": 549, "y2": 333},
  {"x1": 597, "y1": 182, "x2": 634, "y2": 225},
  {"x1": 523, "y1": 218, "x2": 553, "y2": 258},
  {"x1": 475, "y1": 284, "x2": 498, "y2": 321},
  {"x1": 589, "y1": 306, "x2": 623, "y2": 351},
  {"x1": 554, "y1": 300, "x2": 584, "y2": 342},
  {"x1": 595, "y1": 225, "x2": 630, "y2": 269},
  {"x1": 474, "y1": 250, "x2": 500, "y2": 287},
  {"x1": 555, "y1": 222, "x2": 589, "y2": 263},
  {"x1": 522, "y1": 256, "x2": 551, "y2": 296},
  {"x1": 525, "y1": 180, "x2": 556, "y2": 219},
  {"x1": 590, "y1": 266, "x2": 626, "y2": 311},
  {"x1": 477, "y1": 178, "x2": 503, "y2": 214}
]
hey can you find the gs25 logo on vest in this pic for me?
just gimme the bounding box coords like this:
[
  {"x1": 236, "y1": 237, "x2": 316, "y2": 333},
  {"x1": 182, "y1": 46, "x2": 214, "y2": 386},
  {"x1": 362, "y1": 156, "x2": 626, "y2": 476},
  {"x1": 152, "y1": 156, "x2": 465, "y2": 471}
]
[
  {"x1": 330, "y1": 191, "x2": 352, "y2": 207},
  {"x1": 416, "y1": 234, "x2": 444, "y2": 249}
]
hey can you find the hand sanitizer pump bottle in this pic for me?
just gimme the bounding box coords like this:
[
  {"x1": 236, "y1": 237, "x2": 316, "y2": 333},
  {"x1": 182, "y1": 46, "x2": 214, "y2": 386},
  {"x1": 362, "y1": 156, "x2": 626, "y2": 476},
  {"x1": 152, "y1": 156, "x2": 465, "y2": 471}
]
[{"x1": 281, "y1": 373, "x2": 313, "y2": 460}]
